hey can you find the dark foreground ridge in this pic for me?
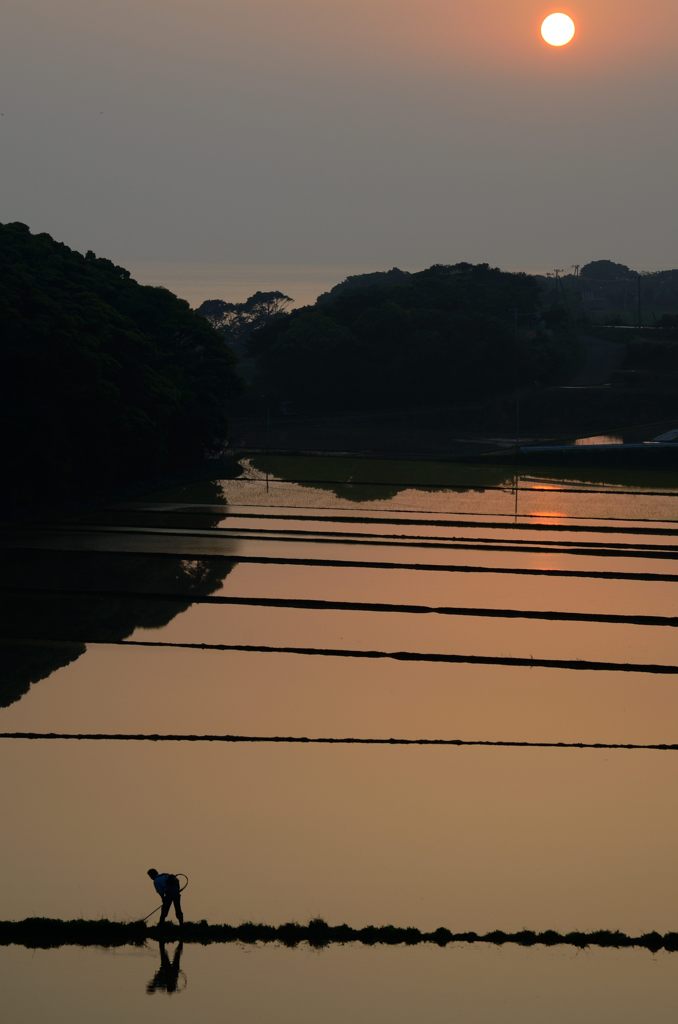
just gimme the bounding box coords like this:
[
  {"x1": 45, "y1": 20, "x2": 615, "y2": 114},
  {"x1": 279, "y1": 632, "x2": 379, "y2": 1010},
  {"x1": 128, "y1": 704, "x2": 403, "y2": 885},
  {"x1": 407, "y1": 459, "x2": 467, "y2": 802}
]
[{"x1": 2, "y1": 918, "x2": 677, "y2": 953}]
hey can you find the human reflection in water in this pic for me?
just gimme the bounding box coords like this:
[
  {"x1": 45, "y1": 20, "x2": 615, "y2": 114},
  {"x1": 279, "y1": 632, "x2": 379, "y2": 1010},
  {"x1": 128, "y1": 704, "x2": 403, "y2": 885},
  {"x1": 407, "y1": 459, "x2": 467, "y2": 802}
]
[{"x1": 146, "y1": 940, "x2": 186, "y2": 995}]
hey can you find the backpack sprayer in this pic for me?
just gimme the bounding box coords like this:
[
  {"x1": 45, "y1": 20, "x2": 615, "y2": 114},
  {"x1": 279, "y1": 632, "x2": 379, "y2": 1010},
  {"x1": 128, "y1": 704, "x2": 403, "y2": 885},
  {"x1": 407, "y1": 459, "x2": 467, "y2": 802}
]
[{"x1": 141, "y1": 873, "x2": 189, "y2": 924}]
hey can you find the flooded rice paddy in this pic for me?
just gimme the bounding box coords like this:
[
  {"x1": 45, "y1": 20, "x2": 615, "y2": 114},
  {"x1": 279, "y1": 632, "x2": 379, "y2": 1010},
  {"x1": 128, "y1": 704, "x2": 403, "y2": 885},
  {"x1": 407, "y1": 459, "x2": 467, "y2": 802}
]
[{"x1": 2, "y1": 455, "x2": 678, "y2": 1021}]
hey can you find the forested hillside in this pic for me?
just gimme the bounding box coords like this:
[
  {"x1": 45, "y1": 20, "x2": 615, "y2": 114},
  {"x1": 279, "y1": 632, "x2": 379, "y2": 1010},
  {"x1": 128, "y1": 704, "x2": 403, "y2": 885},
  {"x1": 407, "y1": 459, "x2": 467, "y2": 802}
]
[
  {"x1": 1, "y1": 223, "x2": 240, "y2": 506},
  {"x1": 248, "y1": 263, "x2": 573, "y2": 411}
]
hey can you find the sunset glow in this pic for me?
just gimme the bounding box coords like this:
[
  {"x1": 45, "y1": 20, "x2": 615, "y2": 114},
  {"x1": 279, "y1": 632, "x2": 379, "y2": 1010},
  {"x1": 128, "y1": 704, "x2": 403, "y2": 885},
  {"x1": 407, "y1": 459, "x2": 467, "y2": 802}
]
[{"x1": 541, "y1": 12, "x2": 576, "y2": 47}]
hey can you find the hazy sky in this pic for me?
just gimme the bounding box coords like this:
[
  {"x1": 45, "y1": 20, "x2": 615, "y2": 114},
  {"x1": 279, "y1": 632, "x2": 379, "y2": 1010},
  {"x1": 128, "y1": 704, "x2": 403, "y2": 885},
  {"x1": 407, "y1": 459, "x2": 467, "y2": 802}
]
[{"x1": 3, "y1": 0, "x2": 678, "y2": 286}]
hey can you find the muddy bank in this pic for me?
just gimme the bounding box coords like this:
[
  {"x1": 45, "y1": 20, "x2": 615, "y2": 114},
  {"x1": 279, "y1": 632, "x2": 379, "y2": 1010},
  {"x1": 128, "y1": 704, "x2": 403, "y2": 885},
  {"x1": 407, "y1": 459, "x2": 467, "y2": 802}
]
[{"x1": 2, "y1": 918, "x2": 678, "y2": 953}]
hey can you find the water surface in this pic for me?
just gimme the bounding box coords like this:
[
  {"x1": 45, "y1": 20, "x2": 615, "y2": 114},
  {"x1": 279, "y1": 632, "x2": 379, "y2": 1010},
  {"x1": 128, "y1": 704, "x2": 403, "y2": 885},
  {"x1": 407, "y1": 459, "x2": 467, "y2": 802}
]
[
  {"x1": 2, "y1": 454, "x2": 678, "y2": 1022},
  {"x1": 3, "y1": 942, "x2": 677, "y2": 1024}
]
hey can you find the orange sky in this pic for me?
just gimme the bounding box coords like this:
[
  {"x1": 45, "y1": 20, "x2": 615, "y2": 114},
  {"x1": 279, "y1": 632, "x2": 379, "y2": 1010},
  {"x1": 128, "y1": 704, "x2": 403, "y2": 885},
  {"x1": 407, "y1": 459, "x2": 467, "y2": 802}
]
[{"x1": 3, "y1": 1, "x2": 677, "y2": 276}]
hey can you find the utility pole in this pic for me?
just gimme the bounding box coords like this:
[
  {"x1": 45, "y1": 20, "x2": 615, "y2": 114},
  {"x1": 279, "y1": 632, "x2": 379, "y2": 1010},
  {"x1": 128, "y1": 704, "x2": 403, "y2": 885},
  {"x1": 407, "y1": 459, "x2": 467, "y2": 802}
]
[
  {"x1": 553, "y1": 269, "x2": 566, "y2": 299},
  {"x1": 512, "y1": 308, "x2": 520, "y2": 450},
  {"x1": 636, "y1": 273, "x2": 643, "y2": 329}
]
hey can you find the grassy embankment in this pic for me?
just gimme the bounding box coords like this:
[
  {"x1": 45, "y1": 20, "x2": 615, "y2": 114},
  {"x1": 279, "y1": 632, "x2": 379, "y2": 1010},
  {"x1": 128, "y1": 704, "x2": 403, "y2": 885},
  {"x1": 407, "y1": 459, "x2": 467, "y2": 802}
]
[{"x1": 2, "y1": 918, "x2": 677, "y2": 953}]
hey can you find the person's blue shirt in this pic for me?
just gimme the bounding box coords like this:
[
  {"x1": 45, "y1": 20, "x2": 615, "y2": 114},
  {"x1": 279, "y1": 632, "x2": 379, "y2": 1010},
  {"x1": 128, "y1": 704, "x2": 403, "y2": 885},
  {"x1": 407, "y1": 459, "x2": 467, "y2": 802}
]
[{"x1": 153, "y1": 873, "x2": 173, "y2": 897}]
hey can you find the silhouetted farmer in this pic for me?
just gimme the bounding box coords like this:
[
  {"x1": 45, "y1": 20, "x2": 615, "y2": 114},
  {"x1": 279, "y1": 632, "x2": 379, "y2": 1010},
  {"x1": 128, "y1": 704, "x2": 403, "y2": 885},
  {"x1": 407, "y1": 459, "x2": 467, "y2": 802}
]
[{"x1": 147, "y1": 868, "x2": 184, "y2": 926}]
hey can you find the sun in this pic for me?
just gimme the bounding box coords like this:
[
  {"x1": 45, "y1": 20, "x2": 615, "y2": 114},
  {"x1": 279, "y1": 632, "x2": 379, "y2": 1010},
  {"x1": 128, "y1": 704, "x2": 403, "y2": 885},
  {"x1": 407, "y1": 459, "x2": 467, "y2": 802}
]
[{"x1": 541, "y1": 13, "x2": 576, "y2": 47}]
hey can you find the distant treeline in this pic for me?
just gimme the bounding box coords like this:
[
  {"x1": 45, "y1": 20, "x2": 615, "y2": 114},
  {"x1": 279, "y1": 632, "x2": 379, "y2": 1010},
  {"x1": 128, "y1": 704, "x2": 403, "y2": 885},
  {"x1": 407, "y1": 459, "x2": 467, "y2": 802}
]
[
  {"x1": 538, "y1": 259, "x2": 678, "y2": 325},
  {"x1": 200, "y1": 263, "x2": 576, "y2": 413},
  {"x1": 8, "y1": 223, "x2": 678, "y2": 509},
  {"x1": 196, "y1": 258, "x2": 678, "y2": 424},
  {"x1": 1, "y1": 223, "x2": 240, "y2": 507}
]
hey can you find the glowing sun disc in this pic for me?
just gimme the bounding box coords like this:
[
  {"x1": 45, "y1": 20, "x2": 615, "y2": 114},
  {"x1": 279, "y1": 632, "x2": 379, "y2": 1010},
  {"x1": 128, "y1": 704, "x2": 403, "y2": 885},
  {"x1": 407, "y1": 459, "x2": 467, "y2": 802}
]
[{"x1": 541, "y1": 13, "x2": 576, "y2": 47}]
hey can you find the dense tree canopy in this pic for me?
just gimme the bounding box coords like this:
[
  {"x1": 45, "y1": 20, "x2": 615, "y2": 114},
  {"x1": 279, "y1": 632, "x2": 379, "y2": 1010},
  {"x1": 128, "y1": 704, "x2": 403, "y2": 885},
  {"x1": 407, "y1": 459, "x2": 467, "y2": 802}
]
[
  {"x1": 580, "y1": 260, "x2": 634, "y2": 280},
  {"x1": 249, "y1": 263, "x2": 552, "y2": 411},
  {"x1": 0, "y1": 223, "x2": 240, "y2": 505},
  {"x1": 538, "y1": 262, "x2": 678, "y2": 324}
]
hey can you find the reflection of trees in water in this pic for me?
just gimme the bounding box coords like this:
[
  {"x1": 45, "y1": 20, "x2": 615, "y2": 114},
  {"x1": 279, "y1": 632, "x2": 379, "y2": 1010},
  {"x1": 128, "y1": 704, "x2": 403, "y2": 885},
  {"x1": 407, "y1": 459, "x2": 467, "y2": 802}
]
[
  {"x1": 248, "y1": 455, "x2": 516, "y2": 503},
  {"x1": 0, "y1": 553, "x2": 235, "y2": 708},
  {"x1": 249, "y1": 454, "x2": 678, "y2": 502},
  {"x1": 524, "y1": 465, "x2": 678, "y2": 491},
  {"x1": 146, "y1": 941, "x2": 186, "y2": 996},
  {"x1": 1, "y1": 642, "x2": 86, "y2": 709},
  {"x1": 0, "y1": 485, "x2": 234, "y2": 708}
]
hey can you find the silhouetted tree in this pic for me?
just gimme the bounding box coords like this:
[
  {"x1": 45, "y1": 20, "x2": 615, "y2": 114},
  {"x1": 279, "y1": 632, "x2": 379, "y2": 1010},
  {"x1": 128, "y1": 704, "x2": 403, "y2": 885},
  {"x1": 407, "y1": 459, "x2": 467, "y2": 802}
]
[
  {"x1": 197, "y1": 290, "x2": 292, "y2": 346},
  {"x1": 580, "y1": 260, "x2": 634, "y2": 280}
]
